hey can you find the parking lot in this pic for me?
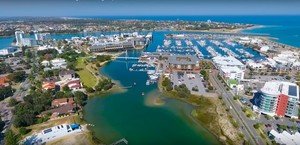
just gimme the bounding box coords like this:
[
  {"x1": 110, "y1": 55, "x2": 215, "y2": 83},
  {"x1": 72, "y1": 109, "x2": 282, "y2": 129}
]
[{"x1": 171, "y1": 71, "x2": 217, "y2": 97}]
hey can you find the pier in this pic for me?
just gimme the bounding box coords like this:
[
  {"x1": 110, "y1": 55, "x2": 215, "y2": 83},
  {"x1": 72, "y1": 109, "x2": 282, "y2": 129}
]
[{"x1": 110, "y1": 138, "x2": 128, "y2": 145}]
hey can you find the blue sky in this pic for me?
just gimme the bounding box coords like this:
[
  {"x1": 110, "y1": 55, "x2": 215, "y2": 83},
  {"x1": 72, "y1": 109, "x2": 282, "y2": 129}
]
[{"x1": 0, "y1": 0, "x2": 299, "y2": 17}]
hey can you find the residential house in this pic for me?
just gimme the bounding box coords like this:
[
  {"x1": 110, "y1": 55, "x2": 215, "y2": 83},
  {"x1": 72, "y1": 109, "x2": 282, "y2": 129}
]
[
  {"x1": 59, "y1": 70, "x2": 75, "y2": 81},
  {"x1": 42, "y1": 81, "x2": 56, "y2": 91},
  {"x1": 51, "y1": 98, "x2": 75, "y2": 107},
  {"x1": 40, "y1": 104, "x2": 76, "y2": 117}
]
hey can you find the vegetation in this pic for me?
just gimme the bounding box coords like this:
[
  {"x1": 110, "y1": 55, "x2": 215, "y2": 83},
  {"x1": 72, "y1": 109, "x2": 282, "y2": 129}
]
[
  {"x1": 174, "y1": 84, "x2": 191, "y2": 98},
  {"x1": 0, "y1": 118, "x2": 5, "y2": 132},
  {"x1": 19, "y1": 127, "x2": 31, "y2": 135},
  {"x1": 4, "y1": 129, "x2": 20, "y2": 145},
  {"x1": 253, "y1": 123, "x2": 261, "y2": 129},
  {"x1": 0, "y1": 62, "x2": 12, "y2": 74},
  {"x1": 200, "y1": 69, "x2": 209, "y2": 80},
  {"x1": 279, "y1": 125, "x2": 287, "y2": 130},
  {"x1": 95, "y1": 78, "x2": 114, "y2": 92},
  {"x1": 162, "y1": 77, "x2": 171, "y2": 87},
  {"x1": 76, "y1": 58, "x2": 97, "y2": 87},
  {"x1": 8, "y1": 98, "x2": 18, "y2": 106},
  {"x1": 265, "y1": 115, "x2": 272, "y2": 120},
  {"x1": 0, "y1": 86, "x2": 14, "y2": 101},
  {"x1": 96, "y1": 55, "x2": 112, "y2": 62},
  {"x1": 8, "y1": 71, "x2": 26, "y2": 83}
]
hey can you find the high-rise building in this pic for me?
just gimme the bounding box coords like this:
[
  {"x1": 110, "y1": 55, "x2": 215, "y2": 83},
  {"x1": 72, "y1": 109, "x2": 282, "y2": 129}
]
[
  {"x1": 259, "y1": 81, "x2": 299, "y2": 118},
  {"x1": 34, "y1": 31, "x2": 51, "y2": 41},
  {"x1": 22, "y1": 38, "x2": 37, "y2": 47},
  {"x1": 15, "y1": 30, "x2": 24, "y2": 46}
]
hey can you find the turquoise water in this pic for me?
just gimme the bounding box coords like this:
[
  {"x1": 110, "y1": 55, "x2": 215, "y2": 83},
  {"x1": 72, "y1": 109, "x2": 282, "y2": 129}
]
[
  {"x1": 1, "y1": 15, "x2": 300, "y2": 144},
  {"x1": 243, "y1": 25, "x2": 300, "y2": 48},
  {"x1": 84, "y1": 49, "x2": 219, "y2": 145}
]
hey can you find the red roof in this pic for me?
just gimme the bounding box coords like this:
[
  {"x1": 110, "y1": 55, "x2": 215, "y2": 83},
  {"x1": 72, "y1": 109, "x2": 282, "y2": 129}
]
[
  {"x1": 42, "y1": 81, "x2": 56, "y2": 90},
  {"x1": 52, "y1": 98, "x2": 75, "y2": 107},
  {"x1": 0, "y1": 75, "x2": 10, "y2": 87}
]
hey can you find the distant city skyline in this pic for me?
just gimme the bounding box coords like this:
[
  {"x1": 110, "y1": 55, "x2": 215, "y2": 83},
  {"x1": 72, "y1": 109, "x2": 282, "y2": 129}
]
[{"x1": 0, "y1": 0, "x2": 300, "y2": 17}]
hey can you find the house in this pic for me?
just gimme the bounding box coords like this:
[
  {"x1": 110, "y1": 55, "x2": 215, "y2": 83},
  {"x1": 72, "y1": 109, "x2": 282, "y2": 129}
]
[
  {"x1": 42, "y1": 81, "x2": 56, "y2": 91},
  {"x1": 66, "y1": 79, "x2": 82, "y2": 90},
  {"x1": 59, "y1": 70, "x2": 75, "y2": 81},
  {"x1": 51, "y1": 98, "x2": 75, "y2": 107},
  {"x1": 41, "y1": 60, "x2": 50, "y2": 67},
  {"x1": 40, "y1": 104, "x2": 76, "y2": 117},
  {"x1": 55, "y1": 78, "x2": 82, "y2": 91},
  {"x1": 0, "y1": 75, "x2": 10, "y2": 88},
  {"x1": 50, "y1": 58, "x2": 67, "y2": 69}
]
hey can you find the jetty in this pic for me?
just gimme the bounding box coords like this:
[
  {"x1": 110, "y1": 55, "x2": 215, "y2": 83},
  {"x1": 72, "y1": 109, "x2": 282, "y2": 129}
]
[{"x1": 110, "y1": 138, "x2": 128, "y2": 145}]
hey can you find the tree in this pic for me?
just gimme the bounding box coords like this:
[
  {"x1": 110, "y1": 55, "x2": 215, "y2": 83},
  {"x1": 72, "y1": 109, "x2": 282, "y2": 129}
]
[
  {"x1": 8, "y1": 71, "x2": 26, "y2": 83},
  {"x1": 0, "y1": 62, "x2": 13, "y2": 74},
  {"x1": 0, "y1": 118, "x2": 5, "y2": 132},
  {"x1": 19, "y1": 127, "x2": 31, "y2": 135},
  {"x1": 63, "y1": 85, "x2": 71, "y2": 92},
  {"x1": 162, "y1": 78, "x2": 171, "y2": 87},
  {"x1": 5, "y1": 129, "x2": 19, "y2": 145},
  {"x1": 279, "y1": 125, "x2": 287, "y2": 130},
  {"x1": 8, "y1": 98, "x2": 18, "y2": 106},
  {"x1": 253, "y1": 123, "x2": 260, "y2": 129},
  {"x1": 86, "y1": 87, "x2": 95, "y2": 93},
  {"x1": 74, "y1": 91, "x2": 87, "y2": 106},
  {"x1": 166, "y1": 84, "x2": 173, "y2": 91},
  {"x1": 0, "y1": 86, "x2": 14, "y2": 101}
]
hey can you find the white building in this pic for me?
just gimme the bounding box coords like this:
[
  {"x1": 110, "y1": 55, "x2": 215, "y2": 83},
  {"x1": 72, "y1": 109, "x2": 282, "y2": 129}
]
[
  {"x1": 259, "y1": 81, "x2": 299, "y2": 118},
  {"x1": 41, "y1": 60, "x2": 50, "y2": 67},
  {"x1": 269, "y1": 130, "x2": 300, "y2": 145},
  {"x1": 0, "y1": 47, "x2": 17, "y2": 56},
  {"x1": 15, "y1": 30, "x2": 24, "y2": 46},
  {"x1": 35, "y1": 32, "x2": 51, "y2": 41},
  {"x1": 260, "y1": 46, "x2": 270, "y2": 52},
  {"x1": 220, "y1": 66, "x2": 244, "y2": 81},
  {"x1": 246, "y1": 60, "x2": 266, "y2": 70},
  {"x1": 23, "y1": 124, "x2": 81, "y2": 145},
  {"x1": 22, "y1": 38, "x2": 37, "y2": 47},
  {"x1": 50, "y1": 58, "x2": 67, "y2": 69},
  {"x1": 212, "y1": 56, "x2": 246, "y2": 70}
]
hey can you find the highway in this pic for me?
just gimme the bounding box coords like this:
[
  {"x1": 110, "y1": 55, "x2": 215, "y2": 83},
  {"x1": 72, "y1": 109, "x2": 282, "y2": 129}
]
[{"x1": 210, "y1": 69, "x2": 265, "y2": 145}]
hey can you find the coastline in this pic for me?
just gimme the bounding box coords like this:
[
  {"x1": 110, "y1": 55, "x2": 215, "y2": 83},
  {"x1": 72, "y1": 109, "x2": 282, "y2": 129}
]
[{"x1": 157, "y1": 77, "x2": 244, "y2": 145}]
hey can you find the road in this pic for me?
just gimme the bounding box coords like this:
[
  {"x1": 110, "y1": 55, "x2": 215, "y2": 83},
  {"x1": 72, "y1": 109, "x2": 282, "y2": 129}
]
[
  {"x1": 0, "y1": 48, "x2": 38, "y2": 144},
  {"x1": 209, "y1": 69, "x2": 266, "y2": 145}
]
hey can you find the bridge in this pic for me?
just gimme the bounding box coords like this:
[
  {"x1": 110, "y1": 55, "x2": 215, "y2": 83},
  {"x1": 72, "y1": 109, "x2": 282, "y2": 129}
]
[
  {"x1": 110, "y1": 138, "x2": 128, "y2": 145},
  {"x1": 113, "y1": 56, "x2": 140, "y2": 60}
]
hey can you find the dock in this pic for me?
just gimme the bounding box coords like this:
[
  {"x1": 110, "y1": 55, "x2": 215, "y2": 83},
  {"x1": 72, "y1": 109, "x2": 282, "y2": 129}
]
[{"x1": 110, "y1": 138, "x2": 128, "y2": 145}]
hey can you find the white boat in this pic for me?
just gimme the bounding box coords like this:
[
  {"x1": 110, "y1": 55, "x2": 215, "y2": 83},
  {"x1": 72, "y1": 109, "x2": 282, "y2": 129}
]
[{"x1": 146, "y1": 80, "x2": 150, "y2": 85}]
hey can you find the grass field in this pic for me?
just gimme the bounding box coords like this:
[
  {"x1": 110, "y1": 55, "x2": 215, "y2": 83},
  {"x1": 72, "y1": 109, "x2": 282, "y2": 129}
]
[{"x1": 76, "y1": 58, "x2": 98, "y2": 88}]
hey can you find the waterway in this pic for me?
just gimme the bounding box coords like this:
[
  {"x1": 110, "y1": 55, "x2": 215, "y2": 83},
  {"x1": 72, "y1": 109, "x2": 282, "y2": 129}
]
[
  {"x1": 83, "y1": 32, "x2": 220, "y2": 144},
  {"x1": 1, "y1": 15, "x2": 300, "y2": 144}
]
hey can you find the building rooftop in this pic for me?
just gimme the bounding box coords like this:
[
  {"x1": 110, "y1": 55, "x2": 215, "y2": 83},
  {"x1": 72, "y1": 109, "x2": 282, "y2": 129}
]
[
  {"x1": 59, "y1": 69, "x2": 75, "y2": 76},
  {"x1": 269, "y1": 129, "x2": 300, "y2": 145},
  {"x1": 261, "y1": 81, "x2": 299, "y2": 99},
  {"x1": 220, "y1": 66, "x2": 243, "y2": 73},
  {"x1": 52, "y1": 98, "x2": 74, "y2": 107},
  {"x1": 212, "y1": 56, "x2": 244, "y2": 66},
  {"x1": 168, "y1": 55, "x2": 199, "y2": 65}
]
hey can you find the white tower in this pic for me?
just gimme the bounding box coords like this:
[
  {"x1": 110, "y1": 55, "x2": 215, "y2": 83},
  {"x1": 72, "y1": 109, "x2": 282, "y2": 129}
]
[{"x1": 15, "y1": 30, "x2": 24, "y2": 46}]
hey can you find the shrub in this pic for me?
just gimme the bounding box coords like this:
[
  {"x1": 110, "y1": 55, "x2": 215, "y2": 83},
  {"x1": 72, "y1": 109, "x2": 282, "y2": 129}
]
[
  {"x1": 19, "y1": 127, "x2": 31, "y2": 135},
  {"x1": 253, "y1": 123, "x2": 260, "y2": 129}
]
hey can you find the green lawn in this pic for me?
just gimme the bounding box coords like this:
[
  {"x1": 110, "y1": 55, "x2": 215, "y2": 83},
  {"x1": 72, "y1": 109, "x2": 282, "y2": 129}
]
[{"x1": 76, "y1": 58, "x2": 97, "y2": 88}]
